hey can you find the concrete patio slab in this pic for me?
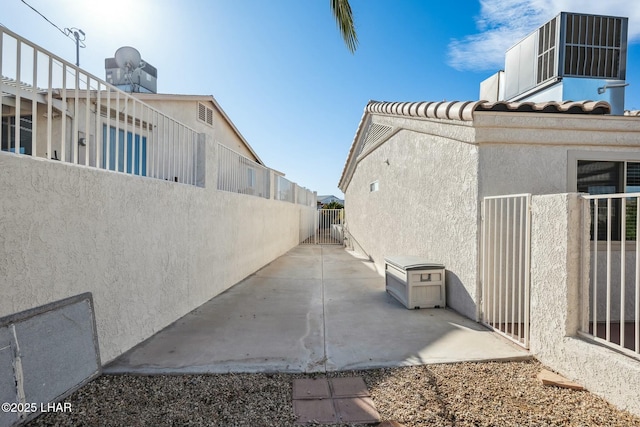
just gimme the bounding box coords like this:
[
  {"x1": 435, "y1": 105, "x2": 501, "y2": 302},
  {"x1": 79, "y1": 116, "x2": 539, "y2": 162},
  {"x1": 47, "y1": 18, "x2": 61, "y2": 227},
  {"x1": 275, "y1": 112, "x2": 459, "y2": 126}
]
[{"x1": 105, "y1": 246, "x2": 529, "y2": 374}]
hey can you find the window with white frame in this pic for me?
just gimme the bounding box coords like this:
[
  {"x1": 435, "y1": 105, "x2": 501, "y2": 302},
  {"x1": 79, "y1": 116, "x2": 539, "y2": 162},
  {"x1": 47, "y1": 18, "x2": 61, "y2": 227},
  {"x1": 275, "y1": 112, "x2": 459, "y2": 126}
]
[
  {"x1": 370, "y1": 181, "x2": 379, "y2": 192},
  {"x1": 574, "y1": 157, "x2": 640, "y2": 241},
  {"x1": 247, "y1": 167, "x2": 256, "y2": 188}
]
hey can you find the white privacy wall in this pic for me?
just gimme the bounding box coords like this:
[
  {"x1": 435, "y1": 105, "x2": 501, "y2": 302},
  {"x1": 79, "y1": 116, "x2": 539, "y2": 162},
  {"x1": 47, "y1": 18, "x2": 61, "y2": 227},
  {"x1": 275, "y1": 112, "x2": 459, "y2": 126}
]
[
  {"x1": 344, "y1": 124, "x2": 480, "y2": 319},
  {"x1": 529, "y1": 193, "x2": 640, "y2": 416},
  {"x1": 0, "y1": 139, "x2": 313, "y2": 364}
]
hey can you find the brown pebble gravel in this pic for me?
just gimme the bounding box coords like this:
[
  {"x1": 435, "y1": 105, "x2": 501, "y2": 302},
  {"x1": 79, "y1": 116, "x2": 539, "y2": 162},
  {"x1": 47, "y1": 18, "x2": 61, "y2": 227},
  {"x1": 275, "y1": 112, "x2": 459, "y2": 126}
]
[{"x1": 26, "y1": 360, "x2": 640, "y2": 427}]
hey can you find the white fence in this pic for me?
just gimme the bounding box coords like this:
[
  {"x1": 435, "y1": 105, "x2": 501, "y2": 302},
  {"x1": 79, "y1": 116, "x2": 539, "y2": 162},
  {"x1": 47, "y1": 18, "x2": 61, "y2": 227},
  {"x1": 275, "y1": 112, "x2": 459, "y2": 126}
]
[
  {"x1": 214, "y1": 151, "x2": 316, "y2": 204},
  {"x1": 481, "y1": 194, "x2": 531, "y2": 348},
  {"x1": 296, "y1": 186, "x2": 315, "y2": 207},
  {"x1": 275, "y1": 175, "x2": 295, "y2": 203},
  {"x1": 0, "y1": 26, "x2": 201, "y2": 186},
  {"x1": 217, "y1": 144, "x2": 269, "y2": 198},
  {"x1": 301, "y1": 209, "x2": 344, "y2": 245},
  {"x1": 581, "y1": 193, "x2": 640, "y2": 357}
]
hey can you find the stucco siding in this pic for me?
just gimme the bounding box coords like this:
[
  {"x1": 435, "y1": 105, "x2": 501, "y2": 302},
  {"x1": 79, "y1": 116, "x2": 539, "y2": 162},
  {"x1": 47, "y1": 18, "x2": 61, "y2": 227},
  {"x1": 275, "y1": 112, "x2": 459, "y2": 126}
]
[
  {"x1": 479, "y1": 145, "x2": 640, "y2": 198},
  {"x1": 345, "y1": 128, "x2": 479, "y2": 318},
  {"x1": 0, "y1": 148, "x2": 311, "y2": 364},
  {"x1": 479, "y1": 145, "x2": 568, "y2": 197},
  {"x1": 529, "y1": 193, "x2": 640, "y2": 416}
]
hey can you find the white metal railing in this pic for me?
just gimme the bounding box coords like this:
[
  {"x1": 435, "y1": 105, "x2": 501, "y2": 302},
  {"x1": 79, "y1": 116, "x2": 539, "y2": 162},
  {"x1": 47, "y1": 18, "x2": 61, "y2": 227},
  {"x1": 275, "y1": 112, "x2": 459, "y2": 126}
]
[
  {"x1": 296, "y1": 185, "x2": 315, "y2": 207},
  {"x1": 216, "y1": 143, "x2": 269, "y2": 198},
  {"x1": 276, "y1": 175, "x2": 294, "y2": 203},
  {"x1": 481, "y1": 194, "x2": 531, "y2": 348},
  {"x1": 0, "y1": 26, "x2": 201, "y2": 186},
  {"x1": 301, "y1": 209, "x2": 344, "y2": 245},
  {"x1": 581, "y1": 193, "x2": 640, "y2": 358}
]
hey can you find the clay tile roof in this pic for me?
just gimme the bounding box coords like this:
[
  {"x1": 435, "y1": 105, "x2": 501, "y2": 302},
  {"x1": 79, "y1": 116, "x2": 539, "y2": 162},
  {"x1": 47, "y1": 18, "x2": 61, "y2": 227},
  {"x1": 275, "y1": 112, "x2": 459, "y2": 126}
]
[
  {"x1": 339, "y1": 99, "x2": 616, "y2": 191},
  {"x1": 365, "y1": 99, "x2": 611, "y2": 120}
]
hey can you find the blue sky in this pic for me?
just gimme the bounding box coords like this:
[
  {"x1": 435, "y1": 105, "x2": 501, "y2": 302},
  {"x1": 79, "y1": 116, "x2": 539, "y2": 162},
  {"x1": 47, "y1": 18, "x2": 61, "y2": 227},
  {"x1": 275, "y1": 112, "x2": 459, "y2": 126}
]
[{"x1": 3, "y1": 0, "x2": 640, "y2": 197}]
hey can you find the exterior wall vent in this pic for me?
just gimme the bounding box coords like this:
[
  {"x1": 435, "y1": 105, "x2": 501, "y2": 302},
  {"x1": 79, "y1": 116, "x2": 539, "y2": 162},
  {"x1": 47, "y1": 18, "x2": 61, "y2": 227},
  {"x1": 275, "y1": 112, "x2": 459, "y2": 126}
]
[
  {"x1": 358, "y1": 122, "x2": 392, "y2": 158},
  {"x1": 198, "y1": 102, "x2": 214, "y2": 126}
]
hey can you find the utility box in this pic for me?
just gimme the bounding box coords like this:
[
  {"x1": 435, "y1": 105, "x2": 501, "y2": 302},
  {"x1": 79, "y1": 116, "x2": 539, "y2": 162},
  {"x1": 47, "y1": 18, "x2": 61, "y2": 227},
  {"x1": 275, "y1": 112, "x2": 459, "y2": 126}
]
[{"x1": 384, "y1": 256, "x2": 445, "y2": 309}]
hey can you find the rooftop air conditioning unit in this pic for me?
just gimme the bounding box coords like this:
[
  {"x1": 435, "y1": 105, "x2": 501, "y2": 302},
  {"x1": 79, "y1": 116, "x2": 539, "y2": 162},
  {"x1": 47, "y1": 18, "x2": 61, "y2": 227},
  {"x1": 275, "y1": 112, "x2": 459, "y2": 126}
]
[{"x1": 481, "y1": 12, "x2": 629, "y2": 114}]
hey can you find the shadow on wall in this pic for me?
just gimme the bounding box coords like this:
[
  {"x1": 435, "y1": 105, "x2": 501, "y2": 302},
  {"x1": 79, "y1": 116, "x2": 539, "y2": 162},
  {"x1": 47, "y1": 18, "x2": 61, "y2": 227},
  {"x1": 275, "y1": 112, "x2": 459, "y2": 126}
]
[
  {"x1": 445, "y1": 270, "x2": 478, "y2": 321},
  {"x1": 343, "y1": 226, "x2": 375, "y2": 263}
]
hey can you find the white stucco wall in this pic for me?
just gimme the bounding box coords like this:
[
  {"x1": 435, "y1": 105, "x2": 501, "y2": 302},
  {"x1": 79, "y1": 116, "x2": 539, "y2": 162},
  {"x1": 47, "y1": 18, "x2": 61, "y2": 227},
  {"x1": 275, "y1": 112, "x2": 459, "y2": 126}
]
[
  {"x1": 344, "y1": 124, "x2": 480, "y2": 319},
  {"x1": 529, "y1": 193, "x2": 640, "y2": 416},
  {"x1": 476, "y1": 113, "x2": 640, "y2": 198},
  {"x1": 0, "y1": 142, "x2": 313, "y2": 364},
  {"x1": 342, "y1": 111, "x2": 640, "y2": 414}
]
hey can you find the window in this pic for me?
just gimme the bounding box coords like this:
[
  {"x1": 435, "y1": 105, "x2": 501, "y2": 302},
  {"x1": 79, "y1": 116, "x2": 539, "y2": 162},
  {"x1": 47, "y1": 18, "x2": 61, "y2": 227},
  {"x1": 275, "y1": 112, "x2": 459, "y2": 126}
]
[
  {"x1": 577, "y1": 160, "x2": 640, "y2": 240},
  {"x1": 247, "y1": 167, "x2": 255, "y2": 188},
  {"x1": 102, "y1": 125, "x2": 147, "y2": 176},
  {"x1": 370, "y1": 181, "x2": 379, "y2": 192},
  {"x1": 1, "y1": 115, "x2": 33, "y2": 155}
]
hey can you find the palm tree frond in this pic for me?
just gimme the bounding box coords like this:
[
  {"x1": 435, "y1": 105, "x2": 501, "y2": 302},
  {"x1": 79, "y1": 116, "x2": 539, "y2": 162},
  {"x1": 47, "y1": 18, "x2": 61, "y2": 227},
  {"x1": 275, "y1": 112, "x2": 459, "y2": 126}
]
[{"x1": 330, "y1": 0, "x2": 358, "y2": 53}]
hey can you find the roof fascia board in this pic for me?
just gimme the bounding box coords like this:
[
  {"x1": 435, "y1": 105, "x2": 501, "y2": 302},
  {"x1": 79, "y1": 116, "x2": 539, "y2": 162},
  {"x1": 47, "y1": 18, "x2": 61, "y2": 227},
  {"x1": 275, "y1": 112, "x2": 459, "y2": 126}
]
[
  {"x1": 474, "y1": 111, "x2": 640, "y2": 147},
  {"x1": 338, "y1": 111, "x2": 371, "y2": 192},
  {"x1": 474, "y1": 111, "x2": 640, "y2": 146}
]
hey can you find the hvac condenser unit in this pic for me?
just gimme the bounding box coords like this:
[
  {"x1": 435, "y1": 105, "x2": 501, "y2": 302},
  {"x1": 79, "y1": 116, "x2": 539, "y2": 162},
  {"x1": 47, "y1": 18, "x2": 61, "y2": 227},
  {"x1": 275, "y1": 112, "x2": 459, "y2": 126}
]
[
  {"x1": 502, "y1": 12, "x2": 629, "y2": 114},
  {"x1": 384, "y1": 256, "x2": 445, "y2": 309},
  {"x1": 501, "y1": 12, "x2": 628, "y2": 114}
]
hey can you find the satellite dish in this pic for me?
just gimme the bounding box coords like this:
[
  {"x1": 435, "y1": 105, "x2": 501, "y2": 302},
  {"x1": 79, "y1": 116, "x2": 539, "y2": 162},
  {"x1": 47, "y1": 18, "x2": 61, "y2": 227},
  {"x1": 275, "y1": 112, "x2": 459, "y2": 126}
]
[{"x1": 114, "y1": 46, "x2": 142, "y2": 71}]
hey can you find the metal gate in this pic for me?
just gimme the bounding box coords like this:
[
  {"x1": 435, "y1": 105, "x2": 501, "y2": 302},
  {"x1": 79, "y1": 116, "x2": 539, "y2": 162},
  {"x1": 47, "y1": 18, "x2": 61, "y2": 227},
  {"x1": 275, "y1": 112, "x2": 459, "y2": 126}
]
[
  {"x1": 301, "y1": 209, "x2": 344, "y2": 245},
  {"x1": 481, "y1": 194, "x2": 531, "y2": 348}
]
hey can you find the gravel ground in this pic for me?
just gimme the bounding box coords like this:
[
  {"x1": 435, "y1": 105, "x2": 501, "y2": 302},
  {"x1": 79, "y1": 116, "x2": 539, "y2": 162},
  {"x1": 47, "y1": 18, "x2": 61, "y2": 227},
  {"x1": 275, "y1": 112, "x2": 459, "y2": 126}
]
[{"x1": 27, "y1": 360, "x2": 640, "y2": 427}]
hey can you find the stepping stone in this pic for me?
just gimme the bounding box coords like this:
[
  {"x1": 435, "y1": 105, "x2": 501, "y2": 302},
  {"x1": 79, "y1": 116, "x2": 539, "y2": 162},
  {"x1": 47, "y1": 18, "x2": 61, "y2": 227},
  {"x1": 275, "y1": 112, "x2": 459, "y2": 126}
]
[
  {"x1": 330, "y1": 377, "x2": 371, "y2": 397},
  {"x1": 377, "y1": 421, "x2": 407, "y2": 427},
  {"x1": 293, "y1": 377, "x2": 381, "y2": 424},
  {"x1": 293, "y1": 399, "x2": 337, "y2": 424},
  {"x1": 293, "y1": 378, "x2": 331, "y2": 399},
  {"x1": 334, "y1": 396, "x2": 380, "y2": 423},
  {"x1": 537, "y1": 369, "x2": 585, "y2": 390}
]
